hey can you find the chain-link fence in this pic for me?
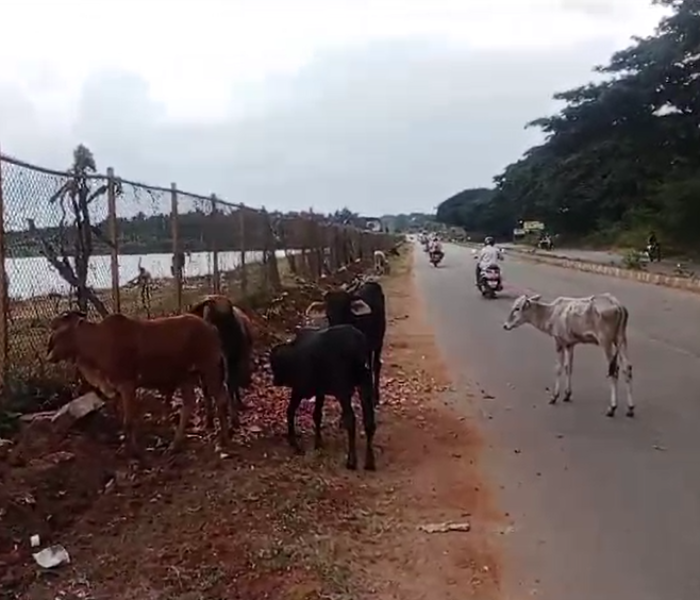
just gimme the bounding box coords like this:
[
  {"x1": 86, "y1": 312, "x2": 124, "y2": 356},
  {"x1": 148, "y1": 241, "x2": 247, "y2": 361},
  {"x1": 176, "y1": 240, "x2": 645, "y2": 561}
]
[{"x1": 0, "y1": 151, "x2": 398, "y2": 402}]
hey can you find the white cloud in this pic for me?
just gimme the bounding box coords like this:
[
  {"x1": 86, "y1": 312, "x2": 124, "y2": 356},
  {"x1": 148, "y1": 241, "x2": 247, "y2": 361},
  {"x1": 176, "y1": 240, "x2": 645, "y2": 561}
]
[{"x1": 0, "y1": 0, "x2": 667, "y2": 214}]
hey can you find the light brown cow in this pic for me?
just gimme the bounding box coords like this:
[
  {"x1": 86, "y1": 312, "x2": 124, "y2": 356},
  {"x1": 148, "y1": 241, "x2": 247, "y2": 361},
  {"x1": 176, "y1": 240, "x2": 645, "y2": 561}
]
[
  {"x1": 47, "y1": 310, "x2": 234, "y2": 454},
  {"x1": 503, "y1": 293, "x2": 633, "y2": 417}
]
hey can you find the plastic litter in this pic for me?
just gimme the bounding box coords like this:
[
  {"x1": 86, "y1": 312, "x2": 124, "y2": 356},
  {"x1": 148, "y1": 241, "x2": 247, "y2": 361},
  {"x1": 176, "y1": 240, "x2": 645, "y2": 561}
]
[{"x1": 32, "y1": 545, "x2": 71, "y2": 569}]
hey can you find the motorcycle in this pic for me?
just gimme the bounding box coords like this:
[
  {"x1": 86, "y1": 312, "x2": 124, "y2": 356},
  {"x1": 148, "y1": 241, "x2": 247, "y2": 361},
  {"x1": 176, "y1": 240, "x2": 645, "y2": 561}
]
[
  {"x1": 646, "y1": 242, "x2": 661, "y2": 262},
  {"x1": 478, "y1": 264, "x2": 503, "y2": 299},
  {"x1": 538, "y1": 237, "x2": 553, "y2": 251},
  {"x1": 429, "y1": 249, "x2": 444, "y2": 266}
]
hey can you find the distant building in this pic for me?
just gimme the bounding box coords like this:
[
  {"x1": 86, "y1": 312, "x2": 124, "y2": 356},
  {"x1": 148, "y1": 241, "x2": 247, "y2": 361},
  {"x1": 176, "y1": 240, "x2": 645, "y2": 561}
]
[{"x1": 381, "y1": 217, "x2": 397, "y2": 233}]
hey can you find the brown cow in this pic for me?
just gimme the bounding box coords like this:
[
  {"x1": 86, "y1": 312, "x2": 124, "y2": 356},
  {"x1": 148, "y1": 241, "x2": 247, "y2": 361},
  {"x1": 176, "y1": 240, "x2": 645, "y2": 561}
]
[{"x1": 47, "y1": 310, "x2": 235, "y2": 454}]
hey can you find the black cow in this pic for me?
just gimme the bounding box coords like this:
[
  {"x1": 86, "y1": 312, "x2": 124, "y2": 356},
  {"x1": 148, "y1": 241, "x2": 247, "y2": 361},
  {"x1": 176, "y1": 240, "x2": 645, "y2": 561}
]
[
  {"x1": 305, "y1": 279, "x2": 386, "y2": 407},
  {"x1": 269, "y1": 324, "x2": 376, "y2": 471}
]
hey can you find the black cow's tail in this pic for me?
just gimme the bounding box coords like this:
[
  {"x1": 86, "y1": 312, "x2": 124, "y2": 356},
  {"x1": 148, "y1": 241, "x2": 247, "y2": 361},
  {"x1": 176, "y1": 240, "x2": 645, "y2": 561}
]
[
  {"x1": 220, "y1": 352, "x2": 230, "y2": 392},
  {"x1": 354, "y1": 355, "x2": 375, "y2": 408}
]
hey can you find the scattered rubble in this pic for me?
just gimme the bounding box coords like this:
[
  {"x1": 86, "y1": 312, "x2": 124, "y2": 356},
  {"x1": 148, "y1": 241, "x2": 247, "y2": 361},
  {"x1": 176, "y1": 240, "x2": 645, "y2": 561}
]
[{"x1": 418, "y1": 521, "x2": 472, "y2": 534}]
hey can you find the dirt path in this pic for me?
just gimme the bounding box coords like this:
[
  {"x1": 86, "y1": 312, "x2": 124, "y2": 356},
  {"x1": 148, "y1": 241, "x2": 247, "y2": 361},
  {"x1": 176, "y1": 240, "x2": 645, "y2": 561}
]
[{"x1": 5, "y1": 248, "x2": 502, "y2": 600}]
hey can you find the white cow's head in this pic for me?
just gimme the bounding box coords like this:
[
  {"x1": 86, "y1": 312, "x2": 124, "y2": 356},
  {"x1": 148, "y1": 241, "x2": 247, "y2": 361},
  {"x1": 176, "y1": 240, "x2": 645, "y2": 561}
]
[{"x1": 503, "y1": 294, "x2": 541, "y2": 330}]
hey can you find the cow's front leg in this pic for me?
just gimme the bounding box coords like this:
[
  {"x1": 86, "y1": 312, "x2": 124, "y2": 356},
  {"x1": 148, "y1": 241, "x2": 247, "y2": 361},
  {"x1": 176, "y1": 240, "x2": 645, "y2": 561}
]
[
  {"x1": 550, "y1": 342, "x2": 564, "y2": 404},
  {"x1": 563, "y1": 345, "x2": 574, "y2": 402}
]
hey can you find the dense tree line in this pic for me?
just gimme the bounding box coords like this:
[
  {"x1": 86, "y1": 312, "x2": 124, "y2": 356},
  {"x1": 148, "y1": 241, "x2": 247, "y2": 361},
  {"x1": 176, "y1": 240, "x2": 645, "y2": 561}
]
[{"x1": 437, "y1": 0, "x2": 700, "y2": 248}]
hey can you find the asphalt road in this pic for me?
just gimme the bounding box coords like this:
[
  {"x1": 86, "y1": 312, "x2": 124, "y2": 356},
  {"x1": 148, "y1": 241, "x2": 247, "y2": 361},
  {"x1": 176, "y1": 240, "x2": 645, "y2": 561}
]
[{"x1": 415, "y1": 242, "x2": 700, "y2": 600}]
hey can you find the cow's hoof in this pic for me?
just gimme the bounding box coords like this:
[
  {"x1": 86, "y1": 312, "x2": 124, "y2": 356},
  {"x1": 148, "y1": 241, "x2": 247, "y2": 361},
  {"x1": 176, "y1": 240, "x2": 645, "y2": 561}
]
[
  {"x1": 626, "y1": 407, "x2": 635, "y2": 418},
  {"x1": 563, "y1": 392, "x2": 572, "y2": 403},
  {"x1": 346, "y1": 459, "x2": 358, "y2": 471},
  {"x1": 606, "y1": 406, "x2": 617, "y2": 417},
  {"x1": 549, "y1": 396, "x2": 558, "y2": 405},
  {"x1": 288, "y1": 440, "x2": 305, "y2": 455},
  {"x1": 167, "y1": 442, "x2": 184, "y2": 454}
]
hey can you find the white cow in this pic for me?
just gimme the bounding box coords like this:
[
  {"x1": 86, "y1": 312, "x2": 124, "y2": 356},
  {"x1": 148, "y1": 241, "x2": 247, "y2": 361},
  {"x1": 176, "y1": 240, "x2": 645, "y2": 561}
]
[
  {"x1": 503, "y1": 293, "x2": 633, "y2": 417},
  {"x1": 373, "y1": 250, "x2": 389, "y2": 275}
]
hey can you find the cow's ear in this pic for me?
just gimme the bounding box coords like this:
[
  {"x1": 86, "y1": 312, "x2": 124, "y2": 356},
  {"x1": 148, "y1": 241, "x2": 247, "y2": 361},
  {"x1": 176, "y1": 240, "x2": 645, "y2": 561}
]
[
  {"x1": 350, "y1": 299, "x2": 372, "y2": 316},
  {"x1": 528, "y1": 294, "x2": 541, "y2": 302},
  {"x1": 305, "y1": 301, "x2": 326, "y2": 319}
]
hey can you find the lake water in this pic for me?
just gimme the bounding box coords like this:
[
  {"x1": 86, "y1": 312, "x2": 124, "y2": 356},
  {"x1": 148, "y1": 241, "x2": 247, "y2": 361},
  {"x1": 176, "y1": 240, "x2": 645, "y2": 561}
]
[{"x1": 6, "y1": 250, "x2": 289, "y2": 300}]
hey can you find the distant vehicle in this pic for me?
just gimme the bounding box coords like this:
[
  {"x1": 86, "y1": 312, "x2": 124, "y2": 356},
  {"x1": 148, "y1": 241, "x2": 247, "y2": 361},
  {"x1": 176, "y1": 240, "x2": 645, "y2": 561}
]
[
  {"x1": 538, "y1": 236, "x2": 553, "y2": 251},
  {"x1": 646, "y1": 242, "x2": 661, "y2": 262}
]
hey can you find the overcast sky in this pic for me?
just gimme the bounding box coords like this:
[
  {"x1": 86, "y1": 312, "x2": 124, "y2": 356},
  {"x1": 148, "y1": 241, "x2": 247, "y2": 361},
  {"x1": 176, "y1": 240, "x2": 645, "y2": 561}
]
[{"x1": 0, "y1": 0, "x2": 665, "y2": 217}]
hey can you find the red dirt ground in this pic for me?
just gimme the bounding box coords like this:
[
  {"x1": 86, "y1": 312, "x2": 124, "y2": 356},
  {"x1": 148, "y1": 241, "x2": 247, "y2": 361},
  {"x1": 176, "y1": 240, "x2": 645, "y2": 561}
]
[{"x1": 0, "y1": 249, "x2": 503, "y2": 600}]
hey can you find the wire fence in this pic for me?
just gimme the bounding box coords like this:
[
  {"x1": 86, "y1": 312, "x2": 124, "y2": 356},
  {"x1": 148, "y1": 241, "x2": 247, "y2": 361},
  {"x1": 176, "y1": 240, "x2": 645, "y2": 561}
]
[{"x1": 0, "y1": 150, "x2": 398, "y2": 401}]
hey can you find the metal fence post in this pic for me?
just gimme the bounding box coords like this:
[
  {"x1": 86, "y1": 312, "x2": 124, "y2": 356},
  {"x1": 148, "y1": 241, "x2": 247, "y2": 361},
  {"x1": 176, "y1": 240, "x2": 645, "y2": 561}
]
[
  {"x1": 238, "y1": 207, "x2": 247, "y2": 297},
  {"x1": 0, "y1": 150, "x2": 8, "y2": 393},
  {"x1": 210, "y1": 194, "x2": 220, "y2": 294},
  {"x1": 106, "y1": 167, "x2": 120, "y2": 313},
  {"x1": 171, "y1": 183, "x2": 182, "y2": 313}
]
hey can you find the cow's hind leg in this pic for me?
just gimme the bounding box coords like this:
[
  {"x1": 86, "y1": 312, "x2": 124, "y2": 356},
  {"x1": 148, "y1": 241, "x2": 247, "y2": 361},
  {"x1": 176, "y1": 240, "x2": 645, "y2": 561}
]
[
  {"x1": 229, "y1": 366, "x2": 247, "y2": 411},
  {"x1": 286, "y1": 390, "x2": 305, "y2": 454},
  {"x1": 372, "y1": 347, "x2": 383, "y2": 407},
  {"x1": 604, "y1": 344, "x2": 619, "y2": 417},
  {"x1": 340, "y1": 392, "x2": 358, "y2": 471},
  {"x1": 618, "y1": 346, "x2": 634, "y2": 417},
  {"x1": 359, "y1": 375, "x2": 376, "y2": 471},
  {"x1": 313, "y1": 394, "x2": 326, "y2": 450}
]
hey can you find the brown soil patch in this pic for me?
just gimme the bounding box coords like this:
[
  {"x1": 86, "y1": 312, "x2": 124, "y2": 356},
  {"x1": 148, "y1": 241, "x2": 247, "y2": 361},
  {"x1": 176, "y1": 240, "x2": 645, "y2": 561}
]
[
  {"x1": 0, "y1": 248, "x2": 502, "y2": 600},
  {"x1": 355, "y1": 248, "x2": 503, "y2": 600}
]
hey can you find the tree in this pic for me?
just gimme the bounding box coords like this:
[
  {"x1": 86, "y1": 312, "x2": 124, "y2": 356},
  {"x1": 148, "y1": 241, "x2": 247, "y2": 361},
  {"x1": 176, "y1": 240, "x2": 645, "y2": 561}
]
[
  {"x1": 330, "y1": 207, "x2": 359, "y2": 226},
  {"x1": 489, "y1": 0, "x2": 700, "y2": 246},
  {"x1": 435, "y1": 187, "x2": 514, "y2": 237},
  {"x1": 28, "y1": 144, "x2": 112, "y2": 315}
]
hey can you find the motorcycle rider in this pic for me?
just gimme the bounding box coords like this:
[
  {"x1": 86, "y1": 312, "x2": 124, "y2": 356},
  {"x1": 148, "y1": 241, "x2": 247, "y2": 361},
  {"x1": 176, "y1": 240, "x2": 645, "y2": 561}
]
[
  {"x1": 539, "y1": 232, "x2": 552, "y2": 250},
  {"x1": 647, "y1": 229, "x2": 661, "y2": 260},
  {"x1": 429, "y1": 236, "x2": 444, "y2": 259},
  {"x1": 647, "y1": 230, "x2": 659, "y2": 254},
  {"x1": 475, "y1": 236, "x2": 501, "y2": 286}
]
